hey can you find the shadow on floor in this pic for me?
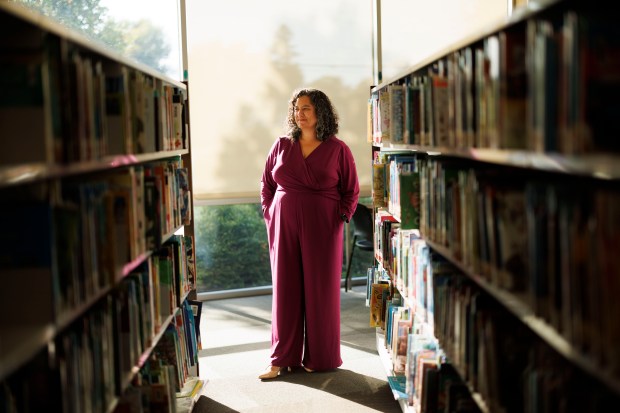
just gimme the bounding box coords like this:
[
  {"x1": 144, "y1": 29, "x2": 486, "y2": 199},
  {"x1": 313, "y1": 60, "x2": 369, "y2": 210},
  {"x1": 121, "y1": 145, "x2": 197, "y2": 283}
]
[
  {"x1": 269, "y1": 367, "x2": 401, "y2": 412},
  {"x1": 193, "y1": 395, "x2": 241, "y2": 413}
]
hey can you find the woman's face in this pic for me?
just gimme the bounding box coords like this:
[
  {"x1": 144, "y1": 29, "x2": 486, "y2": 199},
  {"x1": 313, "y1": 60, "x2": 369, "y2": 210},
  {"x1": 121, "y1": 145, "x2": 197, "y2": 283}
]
[{"x1": 294, "y1": 95, "x2": 317, "y2": 131}]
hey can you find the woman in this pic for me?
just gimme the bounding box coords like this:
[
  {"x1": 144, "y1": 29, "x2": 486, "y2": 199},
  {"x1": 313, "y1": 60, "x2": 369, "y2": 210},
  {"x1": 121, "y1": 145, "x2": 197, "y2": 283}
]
[{"x1": 259, "y1": 88, "x2": 360, "y2": 379}]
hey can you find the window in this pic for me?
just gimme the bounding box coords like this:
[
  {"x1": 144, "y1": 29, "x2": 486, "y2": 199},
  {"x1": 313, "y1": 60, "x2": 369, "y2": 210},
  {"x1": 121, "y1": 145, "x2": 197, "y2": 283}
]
[
  {"x1": 380, "y1": 0, "x2": 507, "y2": 81},
  {"x1": 186, "y1": 0, "x2": 373, "y2": 200},
  {"x1": 193, "y1": 199, "x2": 374, "y2": 294},
  {"x1": 11, "y1": 0, "x2": 183, "y2": 81},
  {"x1": 194, "y1": 203, "x2": 271, "y2": 292},
  {"x1": 185, "y1": 0, "x2": 374, "y2": 294}
]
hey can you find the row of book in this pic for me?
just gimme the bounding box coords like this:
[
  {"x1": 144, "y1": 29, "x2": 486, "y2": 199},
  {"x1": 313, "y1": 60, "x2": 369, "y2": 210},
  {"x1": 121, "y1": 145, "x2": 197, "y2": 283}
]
[
  {"x1": 115, "y1": 359, "x2": 179, "y2": 413},
  {"x1": 417, "y1": 158, "x2": 527, "y2": 290},
  {"x1": 368, "y1": 7, "x2": 620, "y2": 155},
  {"x1": 373, "y1": 151, "x2": 421, "y2": 230},
  {"x1": 115, "y1": 361, "x2": 203, "y2": 413},
  {"x1": 369, "y1": 274, "x2": 482, "y2": 413},
  {"x1": 124, "y1": 239, "x2": 197, "y2": 366},
  {"x1": 373, "y1": 151, "x2": 620, "y2": 374},
  {"x1": 417, "y1": 158, "x2": 620, "y2": 369},
  {"x1": 0, "y1": 157, "x2": 192, "y2": 330},
  {"x1": 371, "y1": 219, "x2": 432, "y2": 330},
  {"x1": 0, "y1": 12, "x2": 187, "y2": 167},
  {"x1": 0, "y1": 249, "x2": 200, "y2": 413},
  {"x1": 433, "y1": 266, "x2": 620, "y2": 412},
  {"x1": 372, "y1": 246, "x2": 620, "y2": 412}
]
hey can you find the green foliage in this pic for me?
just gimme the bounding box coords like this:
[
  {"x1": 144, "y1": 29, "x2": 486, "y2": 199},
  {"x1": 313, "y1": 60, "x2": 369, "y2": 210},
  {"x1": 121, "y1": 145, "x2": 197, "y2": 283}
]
[
  {"x1": 122, "y1": 19, "x2": 171, "y2": 73},
  {"x1": 194, "y1": 204, "x2": 272, "y2": 291},
  {"x1": 12, "y1": 0, "x2": 170, "y2": 74},
  {"x1": 194, "y1": 202, "x2": 374, "y2": 293},
  {"x1": 15, "y1": 0, "x2": 107, "y2": 36},
  {"x1": 98, "y1": 18, "x2": 128, "y2": 55}
]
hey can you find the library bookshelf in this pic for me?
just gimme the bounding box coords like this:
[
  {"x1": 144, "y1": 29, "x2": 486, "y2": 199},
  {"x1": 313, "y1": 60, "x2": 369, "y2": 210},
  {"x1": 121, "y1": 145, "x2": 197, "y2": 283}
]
[
  {"x1": 0, "y1": 2, "x2": 203, "y2": 412},
  {"x1": 367, "y1": 0, "x2": 620, "y2": 412}
]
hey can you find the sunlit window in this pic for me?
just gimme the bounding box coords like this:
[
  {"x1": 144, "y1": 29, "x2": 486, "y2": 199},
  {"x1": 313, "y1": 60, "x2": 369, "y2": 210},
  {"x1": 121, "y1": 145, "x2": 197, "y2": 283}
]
[
  {"x1": 11, "y1": 0, "x2": 183, "y2": 81},
  {"x1": 186, "y1": 0, "x2": 374, "y2": 200},
  {"x1": 380, "y1": 0, "x2": 507, "y2": 82},
  {"x1": 194, "y1": 200, "x2": 374, "y2": 294},
  {"x1": 185, "y1": 0, "x2": 374, "y2": 294}
]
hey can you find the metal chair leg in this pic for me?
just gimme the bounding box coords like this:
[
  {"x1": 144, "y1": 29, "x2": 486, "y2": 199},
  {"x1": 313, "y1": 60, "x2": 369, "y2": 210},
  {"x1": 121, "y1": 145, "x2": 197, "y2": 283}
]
[{"x1": 344, "y1": 235, "x2": 357, "y2": 292}]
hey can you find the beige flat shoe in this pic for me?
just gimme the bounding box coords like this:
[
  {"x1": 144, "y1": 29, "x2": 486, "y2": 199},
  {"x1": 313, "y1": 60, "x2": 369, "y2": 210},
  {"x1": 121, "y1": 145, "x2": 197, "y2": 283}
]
[
  {"x1": 258, "y1": 365, "x2": 290, "y2": 380},
  {"x1": 303, "y1": 366, "x2": 314, "y2": 373}
]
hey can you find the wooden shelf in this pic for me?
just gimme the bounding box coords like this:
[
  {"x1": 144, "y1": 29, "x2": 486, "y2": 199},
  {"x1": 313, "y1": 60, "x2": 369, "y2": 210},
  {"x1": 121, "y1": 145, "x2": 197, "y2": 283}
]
[
  {"x1": 375, "y1": 144, "x2": 620, "y2": 180},
  {"x1": 0, "y1": 150, "x2": 189, "y2": 188}
]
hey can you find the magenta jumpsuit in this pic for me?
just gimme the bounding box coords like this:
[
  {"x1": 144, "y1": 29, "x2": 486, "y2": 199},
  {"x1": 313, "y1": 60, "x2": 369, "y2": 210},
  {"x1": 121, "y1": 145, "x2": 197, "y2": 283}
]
[{"x1": 260, "y1": 135, "x2": 360, "y2": 371}]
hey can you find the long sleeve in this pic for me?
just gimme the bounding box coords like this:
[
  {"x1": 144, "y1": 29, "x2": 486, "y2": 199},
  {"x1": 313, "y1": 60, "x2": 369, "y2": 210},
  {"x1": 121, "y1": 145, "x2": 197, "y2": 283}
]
[
  {"x1": 338, "y1": 142, "x2": 360, "y2": 222},
  {"x1": 261, "y1": 139, "x2": 279, "y2": 214}
]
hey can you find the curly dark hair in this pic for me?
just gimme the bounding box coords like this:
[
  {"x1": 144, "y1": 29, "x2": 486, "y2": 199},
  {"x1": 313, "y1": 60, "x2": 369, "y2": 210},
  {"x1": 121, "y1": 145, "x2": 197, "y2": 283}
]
[{"x1": 285, "y1": 88, "x2": 339, "y2": 142}]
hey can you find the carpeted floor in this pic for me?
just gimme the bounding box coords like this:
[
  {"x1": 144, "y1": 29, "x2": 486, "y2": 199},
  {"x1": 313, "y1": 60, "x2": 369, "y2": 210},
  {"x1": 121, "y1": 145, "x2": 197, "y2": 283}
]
[{"x1": 191, "y1": 285, "x2": 402, "y2": 413}]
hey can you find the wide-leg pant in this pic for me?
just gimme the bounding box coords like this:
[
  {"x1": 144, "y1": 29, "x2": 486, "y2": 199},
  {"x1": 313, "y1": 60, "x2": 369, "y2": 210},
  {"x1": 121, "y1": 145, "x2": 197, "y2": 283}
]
[{"x1": 265, "y1": 189, "x2": 344, "y2": 371}]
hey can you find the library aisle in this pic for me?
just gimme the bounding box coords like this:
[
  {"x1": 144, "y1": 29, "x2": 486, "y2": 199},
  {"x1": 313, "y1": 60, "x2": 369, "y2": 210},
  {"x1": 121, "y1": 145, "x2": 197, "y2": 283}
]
[{"x1": 191, "y1": 285, "x2": 402, "y2": 413}]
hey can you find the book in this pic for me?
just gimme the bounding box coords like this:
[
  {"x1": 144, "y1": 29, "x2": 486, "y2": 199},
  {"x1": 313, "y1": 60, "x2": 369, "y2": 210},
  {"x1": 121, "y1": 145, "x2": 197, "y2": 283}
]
[
  {"x1": 405, "y1": 334, "x2": 437, "y2": 406},
  {"x1": 422, "y1": 76, "x2": 433, "y2": 146},
  {"x1": 527, "y1": 18, "x2": 559, "y2": 153},
  {"x1": 176, "y1": 377, "x2": 203, "y2": 399},
  {"x1": 482, "y1": 35, "x2": 501, "y2": 149},
  {"x1": 184, "y1": 236, "x2": 197, "y2": 290},
  {"x1": 105, "y1": 64, "x2": 132, "y2": 155},
  {"x1": 147, "y1": 163, "x2": 170, "y2": 234},
  {"x1": 155, "y1": 246, "x2": 176, "y2": 319},
  {"x1": 182, "y1": 300, "x2": 199, "y2": 364},
  {"x1": 176, "y1": 167, "x2": 191, "y2": 226},
  {"x1": 430, "y1": 72, "x2": 450, "y2": 147},
  {"x1": 418, "y1": 358, "x2": 439, "y2": 413},
  {"x1": 105, "y1": 188, "x2": 132, "y2": 277},
  {"x1": 0, "y1": 30, "x2": 58, "y2": 165},
  {"x1": 388, "y1": 84, "x2": 404, "y2": 143},
  {"x1": 129, "y1": 70, "x2": 147, "y2": 154},
  {"x1": 149, "y1": 366, "x2": 177, "y2": 413},
  {"x1": 494, "y1": 187, "x2": 527, "y2": 291},
  {"x1": 387, "y1": 375, "x2": 408, "y2": 400},
  {"x1": 460, "y1": 47, "x2": 476, "y2": 148},
  {"x1": 393, "y1": 316, "x2": 412, "y2": 375},
  {"x1": 142, "y1": 75, "x2": 157, "y2": 153},
  {"x1": 399, "y1": 171, "x2": 421, "y2": 230},
  {"x1": 172, "y1": 89, "x2": 185, "y2": 150},
  {"x1": 378, "y1": 88, "x2": 391, "y2": 143},
  {"x1": 114, "y1": 279, "x2": 136, "y2": 379},
  {"x1": 54, "y1": 204, "x2": 82, "y2": 314},
  {"x1": 372, "y1": 161, "x2": 387, "y2": 208},
  {"x1": 144, "y1": 174, "x2": 163, "y2": 250},
  {"x1": 385, "y1": 301, "x2": 402, "y2": 349},
  {"x1": 369, "y1": 282, "x2": 390, "y2": 328},
  {"x1": 474, "y1": 45, "x2": 487, "y2": 148},
  {"x1": 405, "y1": 77, "x2": 423, "y2": 146},
  {"x1": 133, "y1": 261, "x2": 156, "y2": 342},
  {"x1": 498, "y1": 25, "x2": 527, "y2": 149},
  {"x1": 403, "y1": 80, "x2": 414, "y2": 144},
  {"x1": 524, "y1": 182, "x2": 550, "y2": 319},
  {"x1": 155, "y1": 324, "x2": 183, "y2": 392},
  {"x1": 108, "y1": 167, "x2": 141, "y2": 262}
]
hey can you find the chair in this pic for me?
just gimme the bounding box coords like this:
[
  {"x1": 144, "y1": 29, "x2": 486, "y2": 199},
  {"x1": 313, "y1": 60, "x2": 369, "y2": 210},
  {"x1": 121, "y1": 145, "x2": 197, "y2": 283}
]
[{"x1": 344, "y1": 203, "x2": 374, "y2": 292}]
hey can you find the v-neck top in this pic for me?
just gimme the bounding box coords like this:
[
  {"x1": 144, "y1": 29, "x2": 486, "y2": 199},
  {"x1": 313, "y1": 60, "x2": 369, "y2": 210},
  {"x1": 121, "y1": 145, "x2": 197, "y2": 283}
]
[
  {"x1": 260, "y1": 135, "x2": 359, "y2": 220},
  {"x1": 300, "y1": 140, "x2": 322, "y2": 159}
]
